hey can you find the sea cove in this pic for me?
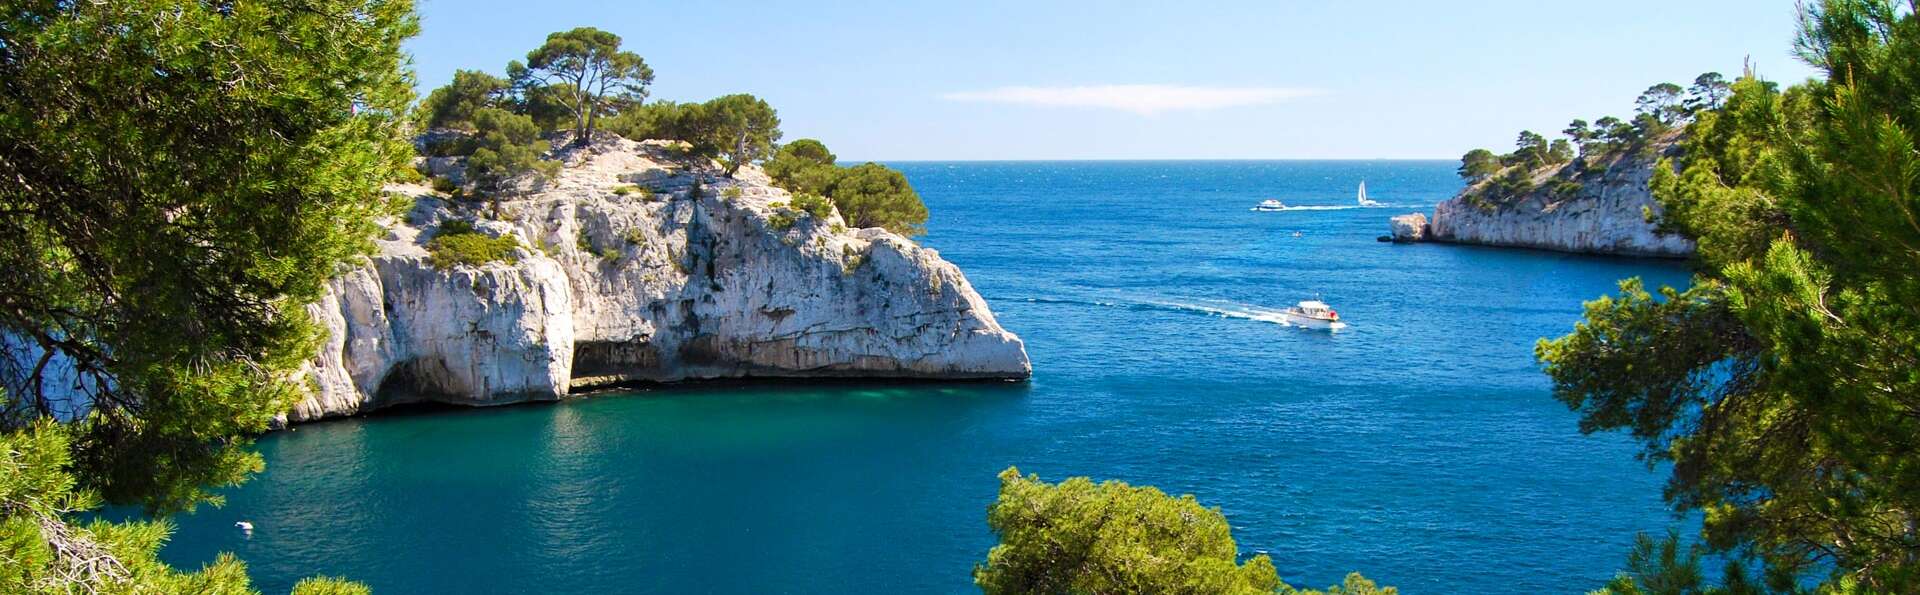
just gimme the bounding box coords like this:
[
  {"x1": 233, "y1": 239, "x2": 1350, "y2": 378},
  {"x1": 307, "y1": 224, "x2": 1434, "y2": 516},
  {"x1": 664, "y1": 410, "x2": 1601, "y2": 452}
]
[{"x1": 162, "y1": 161, "x2": 1693, "y2": 593}]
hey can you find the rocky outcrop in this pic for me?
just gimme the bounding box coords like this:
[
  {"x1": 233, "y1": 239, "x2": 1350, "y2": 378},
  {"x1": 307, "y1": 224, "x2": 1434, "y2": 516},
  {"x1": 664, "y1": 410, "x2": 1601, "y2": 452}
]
[
  {"x1": 1417, "y1": 134, "x2": 1694, "y2": 257},
  {"x1": 1387, "y1": 213, "x2": 1429, "y2": 243},
  {"x1": 287, "y1": 137, "x2": 1029, "y2": 423}
]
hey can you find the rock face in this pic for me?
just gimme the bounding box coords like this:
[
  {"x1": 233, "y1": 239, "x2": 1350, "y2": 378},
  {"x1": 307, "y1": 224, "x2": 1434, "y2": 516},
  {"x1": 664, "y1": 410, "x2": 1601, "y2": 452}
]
[
  {"x1": 1421, "y1": 135, "x2": 1694, "y2": 258},
  {"x1": 287, "y1": 137, "x2": 1030, "y2": 423},
  {"x1": 1388, "y1": 213, "x2": 1429, "y2": 242}
]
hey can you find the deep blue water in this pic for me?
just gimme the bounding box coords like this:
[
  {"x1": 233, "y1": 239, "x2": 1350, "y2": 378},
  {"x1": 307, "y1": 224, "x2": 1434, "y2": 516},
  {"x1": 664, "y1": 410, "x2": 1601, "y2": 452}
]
[{"x1": 163, "y1": 161, "x2": 1694, "y2": 593}]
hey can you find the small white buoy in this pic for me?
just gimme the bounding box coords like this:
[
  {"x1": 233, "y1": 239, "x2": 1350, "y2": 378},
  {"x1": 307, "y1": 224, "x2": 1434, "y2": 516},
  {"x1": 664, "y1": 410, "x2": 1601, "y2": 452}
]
[{"x1": 235, "y1": 521, "x2": 254, "y2": 534}]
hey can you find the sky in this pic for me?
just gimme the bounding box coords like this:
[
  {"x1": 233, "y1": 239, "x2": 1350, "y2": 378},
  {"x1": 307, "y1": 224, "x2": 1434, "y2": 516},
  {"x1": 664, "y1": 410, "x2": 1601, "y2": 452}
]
[{"x1": 407, "y1": 0, "x2": 1820, "y2": 161}]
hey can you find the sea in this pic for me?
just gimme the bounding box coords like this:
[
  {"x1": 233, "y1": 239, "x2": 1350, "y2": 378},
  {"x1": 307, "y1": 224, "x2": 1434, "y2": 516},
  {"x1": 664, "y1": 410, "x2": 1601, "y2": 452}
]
[{"x1": 160, "y1": 160, "x2": 1696, "y2": 593}]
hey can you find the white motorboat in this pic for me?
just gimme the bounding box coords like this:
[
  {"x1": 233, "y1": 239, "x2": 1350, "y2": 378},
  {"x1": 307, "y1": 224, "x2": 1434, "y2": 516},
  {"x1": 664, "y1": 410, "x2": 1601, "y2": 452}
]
[
  {"x1": 1252, "y1": 199, "x2": 1288, "y2": 211},
  {"x1": 1357, "y1": 181, "x2": 1383, "y2": 207},
  {"x1": 1283, "y1": 300, "x2": 1346, "y2": 330}
]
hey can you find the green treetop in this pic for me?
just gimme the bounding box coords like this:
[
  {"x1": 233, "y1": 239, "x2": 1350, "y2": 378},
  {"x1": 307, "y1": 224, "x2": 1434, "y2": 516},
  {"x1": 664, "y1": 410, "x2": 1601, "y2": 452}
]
[
  {"x1": 697, "y1": 94, "x2": 782, "y2": 175},
  {"x1": 416, "y1": 69, "x2": 511, "y2": 130},
  {"x1": 1636, "y1": 82, "x2": 1687, "y2": 126},
  {"x1": 766, "y1": 139, "x2": 842, "y2": 195},
  {"x1": 1685, "y1": 72, "x2": 1732, "y2": 114},
  {"x1": 1458, "y1": 148, "x2": 1501, "y2": 182},
  {"x1": 509, "y1": 27, "x2": 653, "y2": 145},
  {"x1": 976, "y1": 467, "x2": 1395, "y2": 595},
  {"x1": 829, "y1": 163, "x2": 930, "y2": 236},
  {"x1": 1538, "y1": 1, "x2": 1920, "y2": 590}
]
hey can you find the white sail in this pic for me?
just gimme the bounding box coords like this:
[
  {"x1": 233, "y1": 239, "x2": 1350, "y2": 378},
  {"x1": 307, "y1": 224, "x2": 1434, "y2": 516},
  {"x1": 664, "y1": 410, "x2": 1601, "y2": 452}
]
[{"x1": 1357, "y1": 181, "x2": 1381, "y2": 206}]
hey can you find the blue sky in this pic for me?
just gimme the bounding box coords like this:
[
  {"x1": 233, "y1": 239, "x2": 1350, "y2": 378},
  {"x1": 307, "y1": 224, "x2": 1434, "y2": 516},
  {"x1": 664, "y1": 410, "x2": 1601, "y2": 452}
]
[{"x1": 408, "y1": 0, "x2": 1818, "y2": 160}]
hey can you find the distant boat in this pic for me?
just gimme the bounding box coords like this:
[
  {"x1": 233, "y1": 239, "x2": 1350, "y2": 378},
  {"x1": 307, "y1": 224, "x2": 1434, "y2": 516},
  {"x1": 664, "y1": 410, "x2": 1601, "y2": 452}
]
[
  {"x1": 1251, "y1": 199, "x2": 1287, "y2": 212},
  {"x1": 1357, "y1": 181, "x2": 1383, "y2": 207},
  {"x1": 1283, "y1": 300, "x2": 1346, "y2": 330}
]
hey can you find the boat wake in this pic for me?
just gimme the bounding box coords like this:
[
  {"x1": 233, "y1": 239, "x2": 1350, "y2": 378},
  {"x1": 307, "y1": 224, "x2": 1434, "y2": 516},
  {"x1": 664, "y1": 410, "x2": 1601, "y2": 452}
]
[
  {"x1": 1253, "y1": 204, "x2": 1397, "y2": 212},
  {"x1": 1016, "y1": 296, "x2": 1294, "y2": 326}
]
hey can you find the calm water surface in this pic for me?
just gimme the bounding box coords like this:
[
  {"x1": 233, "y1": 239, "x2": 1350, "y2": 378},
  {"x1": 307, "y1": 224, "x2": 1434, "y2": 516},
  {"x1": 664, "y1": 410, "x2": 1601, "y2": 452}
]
[{"x1": 164, "y1": 161, "x2": 1694, "y2": 593}]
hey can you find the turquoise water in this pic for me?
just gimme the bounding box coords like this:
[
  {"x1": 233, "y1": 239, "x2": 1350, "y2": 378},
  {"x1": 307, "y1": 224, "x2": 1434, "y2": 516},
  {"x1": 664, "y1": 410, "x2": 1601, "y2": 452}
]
[{"x1": 163, "y1": 161, "x2": 1693, "y2": 593}]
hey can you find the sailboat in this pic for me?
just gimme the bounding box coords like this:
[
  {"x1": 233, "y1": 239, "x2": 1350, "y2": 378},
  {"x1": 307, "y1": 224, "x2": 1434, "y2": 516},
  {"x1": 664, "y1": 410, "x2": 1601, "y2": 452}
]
[{"x1": 1357, "y1": 181, "x2": 1383, "y2": 207}]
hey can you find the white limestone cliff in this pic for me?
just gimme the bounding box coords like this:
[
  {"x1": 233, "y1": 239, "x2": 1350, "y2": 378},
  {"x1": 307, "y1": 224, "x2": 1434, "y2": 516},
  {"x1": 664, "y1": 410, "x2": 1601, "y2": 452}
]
[
  {"x1": 288, "y1": 137, "x2": 1029, "y2": 423},
  {"x1": 1420, "y1": 134, "x2": 1695, "y2": 258}
]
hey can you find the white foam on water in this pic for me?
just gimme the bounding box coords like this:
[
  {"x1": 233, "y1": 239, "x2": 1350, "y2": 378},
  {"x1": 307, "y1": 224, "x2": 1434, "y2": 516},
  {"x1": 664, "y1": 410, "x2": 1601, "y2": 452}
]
[
  {"x1": 1140, "y1": 299, "x2": 1293, "y2": 325},
  {"x1": 1016, "y1": 294, "x2": 1361, "y2": 332}
]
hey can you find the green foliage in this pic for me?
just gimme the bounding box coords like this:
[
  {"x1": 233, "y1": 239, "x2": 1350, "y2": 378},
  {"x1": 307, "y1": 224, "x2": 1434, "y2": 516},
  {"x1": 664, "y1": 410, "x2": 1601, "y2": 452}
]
[
  {"x1": 383, "y1": 192, "x2": 418, "y2": 219},
  {"x1": 827, "y1": 163, "x2": 929, "y2": 236},
  {"x1": 1565, "y1": 119, "x2": 1595, "y2": 144},
  {"x1": 427, "y1": 221, "x2": 522, "y2": 269},
  {"x1": 0, "y1": 420, "x2": 296, "y2": 593},
  {"x1": 1636, "y1": 82, "x2": 1687, "y2": 125},
  {"x1": 767, "y1": 139, "x2": 842, "y2": 194},
  {"x1": 604, "y1": 100, "x2": 700, "y2": 143},
  {"x1": 509, "y1": 27, "x2": 653, "y2": 143},
  {"x1": 1548, "y1": 178, "x2": 1583, "y2": 198},
  {"x1": 766, "y1": 193, "x2": 835, "y2": 233},
  {"x1": 465, "y1": 108, "x2": 557, "y2": 189},
  {"x1": 570, "y1": 229, "x2": 618, "y2": 261},
  {"x1": 621, "y1": 228, "x2": 648, "y2": 246},
  {"x1": 1, "y1": 0, "x2": 415, "y2": 519},
  {"x1": 1591, "y1": 532, "x2": 1768, "y2": 595},
  {"x1": 1539, "y1": 2, "x2": 1920, "y2": 590},
  {"x1": 465, "y1": 108, "x2": 558, "y2": 217},
  {"x1": 1507, "y1": 130, "x2": 1552, "y2": 169},
  {"x1": 291, "y1": 577, "x2": 374, "y2": 595},
  {"x1": 393, "y1": 162, "x2": 426, "y2": 184},
  {"x1": 722, "y1": 187, "x2": 744, "y2": 200},
  {"x1": 431, "y1": 175, "x2": 460, "y2": 194},
  {"x1": 1458, "y1": 148, "x2": 1501, "y2": 181},
  {"x1": 1686, "y1": 72, "x2": 1733, "y2": 114},
  {"x1": 1483, "y1": 168, "x2": 1536, "y2": 206},
  {"x1": 975, "y1": 467, "x2": 1392, "y2": 595},
  {"x1": 698, "y1": 94, "x2": 782, "y2": 175},
  {"x1": 767, "y1": 211, "x2": 797, "y2": 232},
  {"x1": 416, "y1": 69, "x2": 510, "y2": 130},
  {"x1": 1547, "y1": 139, "x2": 1575, "y2": 165},
  {"x1": 840, "y1": 245, "x2": 866, "y2": 274},
  {"x1": 791, "y1": 193, "x2": 835, "y2": 219},
  {"x1": 611, "y1": 184, "x2": 651, "y2": 199}
]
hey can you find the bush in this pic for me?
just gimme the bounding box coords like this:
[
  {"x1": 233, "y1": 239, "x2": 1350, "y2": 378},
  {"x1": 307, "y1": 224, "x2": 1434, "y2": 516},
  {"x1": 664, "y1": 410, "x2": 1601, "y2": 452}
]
[
  {"x1": 975, "y1": 467, "x2": 1394, "y2": 594},
  {"x1": 1549, "y1": 179, "x2": 1583, "y2": 199},
  {"x1": 394, "y1": 162, "x2": 426, "y2": 184},
  {"x1": 622, "y1": 227, "x2": 648, "y2": 246},
  {"x1": 575, "y1": 229, "x2": 620, "y2": 261},
  {"x1": 431, "y1": 176, "x2": 459, "y2": 194},
  {"x1": 828, "y1": 163, "x2": 928, "y2": 236},
  {"x1": 382, "y1": 192, "x2": 416, "y2": 218},
  {"x1": 427, "y1": 221, "x2": 521, "y2": 269},
  {"x1": 767, "y1": 138, "x2": 841, "y2": 194},
  {"x1": 612, "y1": 184, "x2": 652, "y2": 199},
  {"x1": 768, "y1": 211, "x2": 797, "y2": 231},
  {"x1": 791, "y1": 192, "x2": 834, "y2": 218},
  {"x1": 722, "y1": 186, "x2": 743, "y2": 200},
  {"x1": 841, "y1": 245, "x2": 865, "y2": 274}
]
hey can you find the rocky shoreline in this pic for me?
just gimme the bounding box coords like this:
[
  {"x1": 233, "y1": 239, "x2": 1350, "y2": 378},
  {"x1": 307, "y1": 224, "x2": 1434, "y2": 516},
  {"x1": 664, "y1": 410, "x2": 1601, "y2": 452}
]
[
  {"x1": 286, "y1": 137, "x2": 1030, "y2": 424},
  {"x1": 1384, "y1": 136, "x2": 1694, "y2": 258}
]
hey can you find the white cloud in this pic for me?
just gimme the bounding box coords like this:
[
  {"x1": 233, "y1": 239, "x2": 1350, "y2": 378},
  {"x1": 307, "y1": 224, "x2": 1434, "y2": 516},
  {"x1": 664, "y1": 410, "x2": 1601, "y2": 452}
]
[{"x1": 940, "y1": 84, "x2": 1324, "y2": 115}]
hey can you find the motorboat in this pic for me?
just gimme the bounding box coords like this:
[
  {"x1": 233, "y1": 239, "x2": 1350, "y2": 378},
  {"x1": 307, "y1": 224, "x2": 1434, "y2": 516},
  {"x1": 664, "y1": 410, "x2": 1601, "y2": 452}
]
[
  {"x1": 1252, "y1": 199, "x2": 1288, "y2": 211},
  {"x1": 1283, "y1": 300, "x2": 1346, "y2": 330}
]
